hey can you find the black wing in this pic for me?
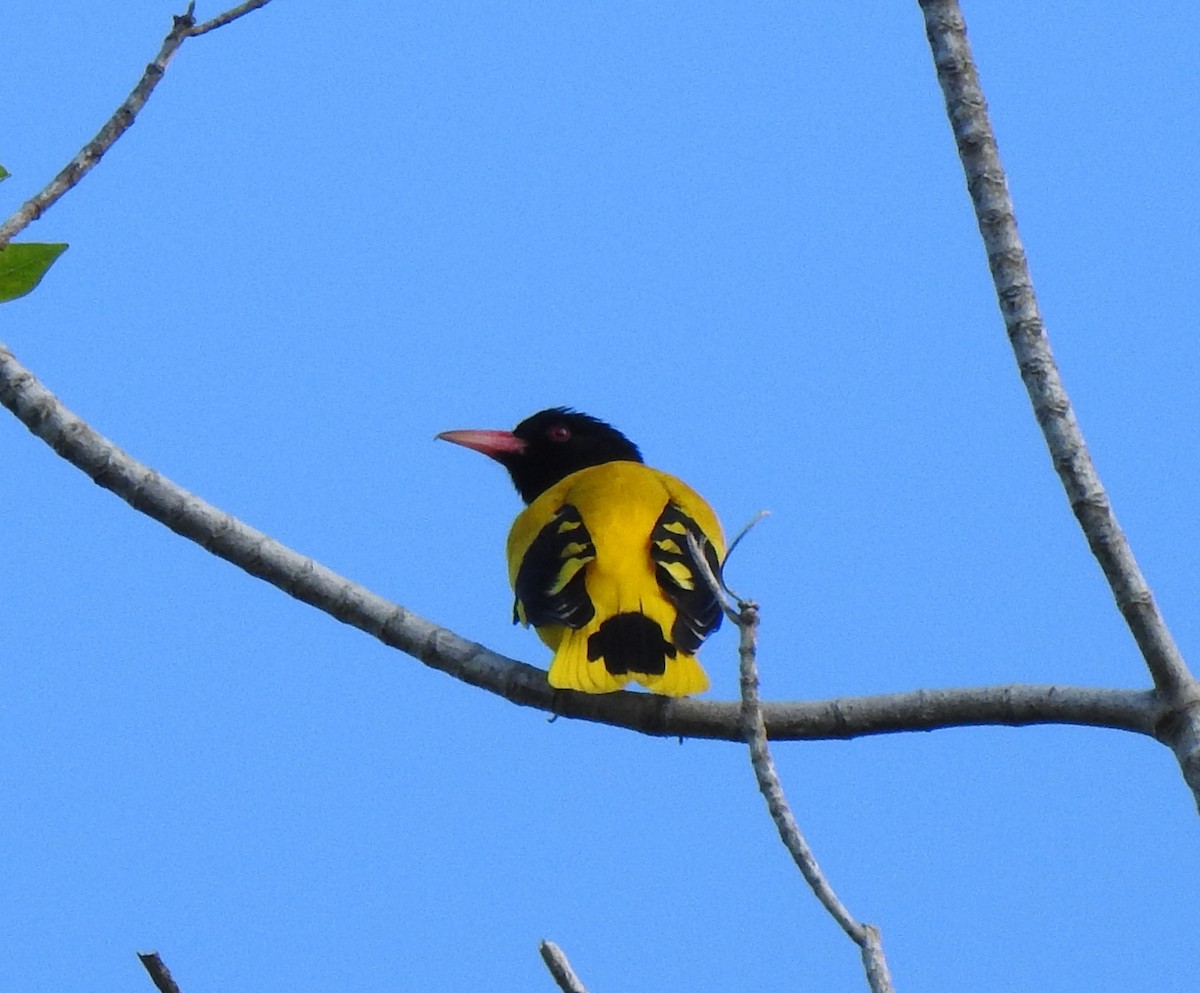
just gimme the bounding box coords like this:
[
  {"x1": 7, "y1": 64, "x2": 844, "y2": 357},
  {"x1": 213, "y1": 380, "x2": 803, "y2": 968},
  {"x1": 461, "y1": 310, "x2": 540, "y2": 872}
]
[
  {"x1": 650, "y1": 503, "x2": 723, "y2": 652},
  {"x1": 513, "y1": 504, "x2": 597, "y2": 629}
]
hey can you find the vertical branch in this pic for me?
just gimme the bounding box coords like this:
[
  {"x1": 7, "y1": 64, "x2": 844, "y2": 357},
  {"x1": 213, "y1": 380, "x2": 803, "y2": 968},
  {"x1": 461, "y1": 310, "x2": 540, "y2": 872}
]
[
  {"x1": 689, "y1": 534, "x2": 895, "y2": 991},
  {"x1": 916, "y1": 0, "x2": 1200, "y2": 798},
  {"x1": 737, "y1": 602, "x2": 896, "y2": 993}
]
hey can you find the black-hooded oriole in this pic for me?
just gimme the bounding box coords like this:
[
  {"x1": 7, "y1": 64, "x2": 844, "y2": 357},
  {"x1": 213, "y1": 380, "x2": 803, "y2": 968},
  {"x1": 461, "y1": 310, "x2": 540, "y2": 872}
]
[{"x1": 438, "y1": 408, "x2": 724, "y2": 696}]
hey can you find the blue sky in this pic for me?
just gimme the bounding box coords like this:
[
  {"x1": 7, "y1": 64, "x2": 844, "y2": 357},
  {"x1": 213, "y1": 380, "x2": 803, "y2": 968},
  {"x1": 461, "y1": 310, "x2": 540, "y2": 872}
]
[{"x1": 4, "y1": 2, "x2": 1199, "y2": 990}]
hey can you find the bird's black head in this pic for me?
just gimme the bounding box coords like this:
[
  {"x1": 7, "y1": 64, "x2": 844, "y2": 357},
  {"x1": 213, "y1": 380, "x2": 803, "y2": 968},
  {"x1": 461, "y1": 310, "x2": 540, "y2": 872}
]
[{"x1": 438, "y1": 407, "x2": 643, "y2": 504}]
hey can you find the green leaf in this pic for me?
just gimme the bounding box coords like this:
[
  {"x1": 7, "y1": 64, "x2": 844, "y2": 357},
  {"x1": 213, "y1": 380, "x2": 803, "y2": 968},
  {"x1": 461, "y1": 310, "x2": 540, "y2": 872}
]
[
  {"x1": 0, "y1": 242, "x2": 69, "y2": 303},
  {"x1": 0, "y1": 165, "x2": 10, "y2": 181}
]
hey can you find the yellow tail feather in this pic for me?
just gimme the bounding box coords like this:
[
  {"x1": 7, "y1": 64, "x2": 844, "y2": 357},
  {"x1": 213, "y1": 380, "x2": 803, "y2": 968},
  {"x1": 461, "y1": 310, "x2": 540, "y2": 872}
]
[
  {"x1": 547, "y1": 628, "x2": 628, "y2": 694},
  {"x1": 546, "y1": 626, "x2": 709, "y2": 697},
  {"x1": 635, "y1": 655, "x2": 710, "y2": 697}
]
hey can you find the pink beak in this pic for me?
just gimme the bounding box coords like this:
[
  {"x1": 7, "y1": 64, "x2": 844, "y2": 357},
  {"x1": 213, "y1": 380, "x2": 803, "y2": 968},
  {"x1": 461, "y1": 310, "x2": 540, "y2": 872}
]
[{"x1": 436, "y1": 428, "x2": 527, "y2": 461}]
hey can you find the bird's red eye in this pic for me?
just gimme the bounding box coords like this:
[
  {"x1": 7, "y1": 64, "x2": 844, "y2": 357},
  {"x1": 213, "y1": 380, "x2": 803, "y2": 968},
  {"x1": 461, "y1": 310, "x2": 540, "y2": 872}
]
[{"x1": 547, "y1": 424, "x2": 572, "y2": 442}]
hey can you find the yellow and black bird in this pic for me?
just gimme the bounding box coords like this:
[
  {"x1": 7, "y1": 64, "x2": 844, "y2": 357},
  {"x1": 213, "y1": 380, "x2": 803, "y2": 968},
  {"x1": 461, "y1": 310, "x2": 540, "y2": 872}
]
[{"x1": 438, "y1": 408, "x2": 725, "y2": 696}]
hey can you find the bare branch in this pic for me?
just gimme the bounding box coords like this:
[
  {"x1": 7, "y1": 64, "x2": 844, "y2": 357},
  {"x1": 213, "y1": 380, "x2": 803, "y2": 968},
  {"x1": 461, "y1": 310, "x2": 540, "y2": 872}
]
[
  {"x1": 736, "y1": 599, "x2": 895, "y2": 992},
  {"x1": 737, "y1": 603, "x2": 858, "y2": 936},
  {"x1": 721, "y1": 509, "x2": 770, "y2": 580},
  {"x1": 684, "y1": 530, "x2": 897, "y2": 990},
  {"x1": 192, "y1": 0, "x2": 276, "y2": 37},
  {"x1": 0, "y1": 341, "x2": 1161, "y2": 741},
  {"x1": 539, "y1": 942, "x2": 590, "y2": 993},
  {"x1": 917, "y1": 0, "x2": 1200, "y2": 804},
  {"x1": 0, "y1": 341, "x2": 1166, "y2": 745},
  {"x1": 859, "y1": 926, "x2": 893, "y2": 993},
  {"x1": 0, "y1": 2, "x2": 274, "y2": 248},
  {"x1": 137, "y1": 952, "x2": 184, "y2": 993}
]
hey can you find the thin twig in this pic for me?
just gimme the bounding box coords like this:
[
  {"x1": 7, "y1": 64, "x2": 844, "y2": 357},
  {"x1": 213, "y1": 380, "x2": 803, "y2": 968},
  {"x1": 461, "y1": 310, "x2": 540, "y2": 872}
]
[
  {"x1": 539, "y1": 941, "x2": 590, "y2": 993},
  {"x1": 722, "y1": 509, "x2": 770, "y2": 570},
  {"x1": 735, "y1": 603, "x2": 858, "y2": 938},
  {"x1": 0, "y1": 341, "x2": 1163, "y2": 745},
  {"x1": 192, "y1": 0, "x2": 276, "y2": 36},
  {"x1": 737, "y1": 602, "x2": 894, "y2": 992},
  {"x1": 918, "y1": 0, "x2": 1200, "y2": 804},
  {"x1": 0, "y1": 1, "x2": 273, "y2": 248},
  {"x1": 688, "y1": 538, "x2": 896, "y2": 991},
  {"x1": 137, "y1": 952, "x2": 184, "y2": 993}
]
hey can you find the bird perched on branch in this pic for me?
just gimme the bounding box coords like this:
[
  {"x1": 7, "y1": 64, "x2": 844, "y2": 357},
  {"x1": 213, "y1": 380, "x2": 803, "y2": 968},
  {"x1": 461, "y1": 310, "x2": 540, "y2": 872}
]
[{"x1": 438, "y1": 408, "x2": 725, "y2": 696}]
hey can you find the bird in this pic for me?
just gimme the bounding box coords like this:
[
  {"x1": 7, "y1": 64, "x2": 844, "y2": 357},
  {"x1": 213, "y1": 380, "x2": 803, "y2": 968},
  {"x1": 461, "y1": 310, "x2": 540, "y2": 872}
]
[{"x1": 437, "y1": 408, "x2": 725, "y2": 696}]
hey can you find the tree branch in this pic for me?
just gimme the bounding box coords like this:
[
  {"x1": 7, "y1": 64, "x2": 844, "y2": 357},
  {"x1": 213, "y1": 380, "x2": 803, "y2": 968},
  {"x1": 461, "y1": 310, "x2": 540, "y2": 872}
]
[
  {"x1": 0, "y1": 341, "x2": 1164, "y2": 746},
  {"x1": 539, "y1": 942, "x2": 590, "y2": 993},
  {"x1": 685, "y1": 535, "x2": 895, "y2": 990},
  {"x1": 137, "y1": 952, "x2": 184, "y2": 993},
  {"x1": 917, "y1": 0, "x2": 1200, "y2": 806},
  {"x1": 735, "y1": 599, "x2": 895, "y2": 992},
  {"x1": 191, "y1": 0, "x2": 276, "y2": 36},
  {"x1": 0, "y1": 1, "x2": 274, "y2": 249}
]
